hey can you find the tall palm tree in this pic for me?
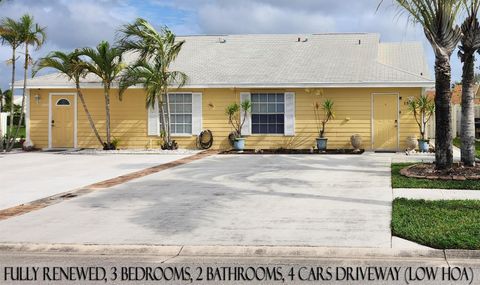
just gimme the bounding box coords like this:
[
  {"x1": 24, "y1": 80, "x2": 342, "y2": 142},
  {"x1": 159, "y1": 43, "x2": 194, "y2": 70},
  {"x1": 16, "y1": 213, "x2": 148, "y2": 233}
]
[
  {"x1": 117, "y1": 18, "x2": 186, "y2": 147},
  {"x1": 0, "y1": 16, "x2": 23, "y2": 151},
  {"x1": 79, "y1": 41, "x2": 124, "y2": 149},
  {"x1": 381, "y1": 0, "x2": 462, "y2": 170},
  {"x1": 34, "y1": 51, "x2": 104, "y2": 147},
  {"x1": 119, "y1": 56, "x2": 187, "y2": 148},
  {"x1": 458, "y1": 0, "x2": 480, "y2": 167}
]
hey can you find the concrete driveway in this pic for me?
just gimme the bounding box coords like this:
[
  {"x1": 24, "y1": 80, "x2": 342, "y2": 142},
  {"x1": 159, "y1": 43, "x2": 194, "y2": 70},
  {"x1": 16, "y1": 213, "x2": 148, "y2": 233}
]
[
  {"x1": 0, "y1": 153, "x2": 393, "y2": 247},
  {"x1": 0, "y1": 152, "x2": 195, "y2": 210}
]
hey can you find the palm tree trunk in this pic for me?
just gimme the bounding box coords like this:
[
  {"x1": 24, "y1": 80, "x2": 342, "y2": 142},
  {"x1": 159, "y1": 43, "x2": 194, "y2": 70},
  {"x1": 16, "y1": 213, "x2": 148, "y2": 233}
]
[
  {"x1": 76, "y1": 81, "x2": 104, "y2": 147},
  {"x1": 165, "y1": 91, "x2": 172, "y2": 145},
  {"x1": 461, "y1": 52, "x2": 476, "y2": 167},
  {"x1": 434, "y1": 55, "x2": 454, "y2": 170},
  {"x1": 0, "y1": 91, "x2": 4, "y2": 152},
  {"x1": 5, "y1": 48, "x2": 16, "y2": 151},
  {"x1": 158, "y1": 96, "x2": 167, "y2": 147},
  {"x1": 103, "y1": 85, "x2": 111, "y2": 149},
  {"x1": 7, "y1": 44, "x2": 28, "y2": 152}
]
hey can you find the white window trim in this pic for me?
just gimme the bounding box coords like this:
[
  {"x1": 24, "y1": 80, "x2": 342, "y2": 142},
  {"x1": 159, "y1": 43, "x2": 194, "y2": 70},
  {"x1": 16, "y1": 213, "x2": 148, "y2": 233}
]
[
  {"x1": 48, "y1": 93, "x2": 77, "y2": 149},
  {"x1": 166, "y1": 92, "x2": 194, "y2": 137}
]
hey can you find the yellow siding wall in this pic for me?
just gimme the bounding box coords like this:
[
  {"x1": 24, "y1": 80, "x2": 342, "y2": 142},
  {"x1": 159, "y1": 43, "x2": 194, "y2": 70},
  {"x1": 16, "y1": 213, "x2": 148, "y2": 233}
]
[{"x1": 29, "y1": 87, "x2": 422, "y2": 150}]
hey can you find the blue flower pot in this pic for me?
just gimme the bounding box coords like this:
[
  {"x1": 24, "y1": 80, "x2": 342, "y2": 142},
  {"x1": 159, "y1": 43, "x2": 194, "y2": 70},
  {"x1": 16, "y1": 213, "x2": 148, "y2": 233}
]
[
  {"x1": 234, "y1": 138, "x2": 245, "y2": 151},
  {"x1": 418, "y1": 139, "x2": 429, "y2": 153},
  {"x1": 316, "y1": 138, "x2": 328, "y2": 151}
]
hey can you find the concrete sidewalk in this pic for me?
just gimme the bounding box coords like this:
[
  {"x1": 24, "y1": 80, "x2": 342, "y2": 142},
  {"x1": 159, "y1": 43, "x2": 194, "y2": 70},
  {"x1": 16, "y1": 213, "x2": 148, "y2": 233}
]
[{"x1": 394, "y1": 188, "x2": 480, "y2": 200}]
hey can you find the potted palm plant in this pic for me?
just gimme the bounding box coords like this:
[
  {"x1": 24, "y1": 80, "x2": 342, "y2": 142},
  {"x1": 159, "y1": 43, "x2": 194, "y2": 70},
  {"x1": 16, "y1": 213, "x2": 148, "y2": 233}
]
[
  {"x1": 226, "y1": 100, "x2": 251, "y2": 151},
  {"x1": 407, "y1": 96, "x2": 435, "y2": 153},
  {"x1": 314, "y1": 99, "x2": 335, "y2": 151}
]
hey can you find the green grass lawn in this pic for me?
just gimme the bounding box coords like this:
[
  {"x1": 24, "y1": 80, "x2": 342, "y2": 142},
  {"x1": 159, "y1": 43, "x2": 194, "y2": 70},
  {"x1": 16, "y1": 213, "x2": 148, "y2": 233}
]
[
  {"x1": 453, "y1": 137, "x2": 480, "y2": 158},
  {"x1": 392, "y1": 198, "x2": 480, "y2": 249},
  {"x1": 391, "y1": 163, "x2": 480, "y2": 190}
]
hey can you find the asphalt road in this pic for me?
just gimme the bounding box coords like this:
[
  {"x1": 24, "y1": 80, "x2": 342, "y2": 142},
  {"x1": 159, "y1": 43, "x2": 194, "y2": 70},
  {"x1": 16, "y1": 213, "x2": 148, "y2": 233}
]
[{"x1": 1, "y1": 251, "x2": 479, "y2": 285}]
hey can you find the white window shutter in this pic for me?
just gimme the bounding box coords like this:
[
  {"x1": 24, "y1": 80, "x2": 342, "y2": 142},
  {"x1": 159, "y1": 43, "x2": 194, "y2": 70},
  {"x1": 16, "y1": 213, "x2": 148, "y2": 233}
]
[
  {"x1": 284, "y1": 92, "x2": 295, "y2": 136},
  {"x1": 147, "y1": 99, "x2": 160, "y2": 136},
  {"x1": 192, "y1": 92, "x2": 202, "y2": 135},
  {"x1": 240, "y1": 92, "x2": 251, "y2": 136}
]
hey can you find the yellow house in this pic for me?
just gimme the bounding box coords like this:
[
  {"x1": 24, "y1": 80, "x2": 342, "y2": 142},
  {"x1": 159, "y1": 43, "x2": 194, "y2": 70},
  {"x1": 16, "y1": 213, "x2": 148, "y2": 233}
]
[{"x1": 19, "y1": 33, "x2": 433, "y2": 151}]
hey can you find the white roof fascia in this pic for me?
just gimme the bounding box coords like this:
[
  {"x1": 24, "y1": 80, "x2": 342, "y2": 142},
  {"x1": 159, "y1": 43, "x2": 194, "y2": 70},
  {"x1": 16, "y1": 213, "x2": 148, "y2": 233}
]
[{"x1": 19, "y1": 81, "x2": 435, "y2": 89}]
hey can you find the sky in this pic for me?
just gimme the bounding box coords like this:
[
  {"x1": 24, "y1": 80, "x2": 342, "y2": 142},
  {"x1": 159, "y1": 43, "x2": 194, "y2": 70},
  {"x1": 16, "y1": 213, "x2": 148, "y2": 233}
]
[{"x1": 0, "y1": 0, "x2": 469, "y2": 93}]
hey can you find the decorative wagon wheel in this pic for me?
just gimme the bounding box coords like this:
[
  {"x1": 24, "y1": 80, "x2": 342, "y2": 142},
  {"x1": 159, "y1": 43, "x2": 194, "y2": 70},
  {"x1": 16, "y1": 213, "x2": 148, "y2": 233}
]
[{"x1": 198, "y1": 130, "x2": 214, "y2": 149}]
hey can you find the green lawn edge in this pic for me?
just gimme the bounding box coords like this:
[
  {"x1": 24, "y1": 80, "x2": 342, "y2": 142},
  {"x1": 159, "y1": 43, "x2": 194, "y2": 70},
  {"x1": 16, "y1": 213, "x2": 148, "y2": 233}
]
[
  {"x1": 391, "y1": 163, "x2": 480, "y2": 190},
  {"x1": 392, "y1": 198, "x2": 480, "y2": 250}
]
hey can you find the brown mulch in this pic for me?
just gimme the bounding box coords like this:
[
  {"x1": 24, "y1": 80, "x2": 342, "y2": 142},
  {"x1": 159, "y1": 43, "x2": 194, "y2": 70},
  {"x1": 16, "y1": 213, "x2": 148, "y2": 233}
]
[
  {"x1": 0, "y1": 150, "x2": 217, "y2": 221},
  {"x1": 220, "y1": 149, "x2": 365, "y2": 155},
  {"x1": 400, "y1": 163, "x2": 480, "y2": 181}
]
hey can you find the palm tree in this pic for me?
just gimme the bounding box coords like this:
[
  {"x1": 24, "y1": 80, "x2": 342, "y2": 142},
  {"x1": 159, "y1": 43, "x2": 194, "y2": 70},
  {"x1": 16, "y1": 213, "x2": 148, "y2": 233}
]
[
  {"x1": 117, "y1": 18, "x2": 187, "y2": 147},
  {"x1": 7, "y1": 15, "x2": 46, "y2": 151},
  {"x1": 458, "y1": 0, "x2": 480, "y2": 167},
  {"x1": 79, "y1": 41, "x2": 124, "y2": 149},
  {"x1": 1, "y1": 16, "x2": 23, "y2": 151},
  {"x1": 34, "y1": 51, "x2": 104, "y2": 147},
  {"x1": 381, "y1": 0, "x2": 462, "y2": 170},
  {"x1": 119, "y1": 56, "x2": 187, "y2": 149}
]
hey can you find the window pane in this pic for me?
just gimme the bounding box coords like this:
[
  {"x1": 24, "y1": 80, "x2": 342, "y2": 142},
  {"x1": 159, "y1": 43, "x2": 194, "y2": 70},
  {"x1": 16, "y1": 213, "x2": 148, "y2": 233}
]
[
  {"x1": 184, "y1": 104, "x2": 192, "y2": 113},
  {"x1": 259, "y1": 95, "x2": 267, "y2": 102},
  {"x1": 176, "y1": 104, "x2": 184, "y2": 113},
  {"x1": 184, "y1": 94, "x2": 192, "y2": 102},
  {"x1": 277, "y1": 124, "x2": 284, "y2": 134},
  {"x1": 176, "y1": 124, "x2": 184, "y2": 133},
  {"x1": 185, "y1": 115, "x2": 192, "y2": 123},
  {"x1": 268, "y1": 114, "x2": 276, "y2": 124},
  {"x1": 251, "y1": 94, "x2": 259, "y2": 102},
  {"x1": 277, "y1": 94, "x2": 284, "y2": 102},
  {"x1": 259, "y1": 114, "x2": 267, "y2": 123},
  {"x1": 260, "y1": 124, "x2": 268, "y2": 133},
  {"x1": 176, "y1": 115, "x2": 184, "y2": 123},
  {"x1": 252, "y1": 124, "x2": 259, "y2": 134},
  {"x1": 252, "y1": 104, "x2": 259, "y2": 113},
  {"x1": 252, "y1": 114, "x2": 260, "y2": 124},
  {"x1": 268, "y1": 124, "x2": 276, "y2": 134},
  {"x1": 170, "y1": 115, "x2": 176, "y2": 124},
  {"x1": 268, "y1": 94, "x2": 276, "y2": 102},
  {"x1": 268, "y1": 104, "x2": 276, "y2": 113},
  {"x1": 185, "y1": 124, "x2": 192, "y2": 134},
  {"x1": 277, "y1": 114, "x2": 284, "y2": 123},
  {"x1": 277, "y1": 103, "x2": 284, "y2": 113},
  {"x1": 260, "y1": 104, "x2": 268, "y2": 113},
  {"x1": 171, "y1": 124, "x2": 176, "y2": 134}
]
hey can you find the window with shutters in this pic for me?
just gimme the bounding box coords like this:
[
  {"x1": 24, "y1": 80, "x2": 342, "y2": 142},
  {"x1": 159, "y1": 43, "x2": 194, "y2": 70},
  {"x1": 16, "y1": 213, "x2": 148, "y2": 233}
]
[
  {"x1": 251, "y1": 93, "x2": 284, "y2": 134},
  {"x1": 162, "y1": 93, "x2": 192, "y2": 134}
]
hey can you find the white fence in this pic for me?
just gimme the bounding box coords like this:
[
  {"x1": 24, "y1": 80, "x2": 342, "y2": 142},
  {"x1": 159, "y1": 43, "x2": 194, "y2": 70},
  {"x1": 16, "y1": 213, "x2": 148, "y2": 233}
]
[{"x1": 426, "y1": 105, "x2": 480, "y2": 139}]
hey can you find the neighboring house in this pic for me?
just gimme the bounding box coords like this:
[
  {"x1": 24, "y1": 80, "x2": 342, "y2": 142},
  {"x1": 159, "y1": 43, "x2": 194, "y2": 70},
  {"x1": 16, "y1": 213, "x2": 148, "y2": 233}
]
[
  {"x1": 426, "y1": 85, "x2": 480, "y2": 138},
  {"x1": 16, "y1": 33, "x2": 433, "y2": 151}
]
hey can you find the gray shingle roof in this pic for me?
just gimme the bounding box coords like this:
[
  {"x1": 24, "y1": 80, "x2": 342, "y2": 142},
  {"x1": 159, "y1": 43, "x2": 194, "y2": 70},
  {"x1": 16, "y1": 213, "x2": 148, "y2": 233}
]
[{"x1": 18, "y1": 33, "x2": 433, "y2": 88}]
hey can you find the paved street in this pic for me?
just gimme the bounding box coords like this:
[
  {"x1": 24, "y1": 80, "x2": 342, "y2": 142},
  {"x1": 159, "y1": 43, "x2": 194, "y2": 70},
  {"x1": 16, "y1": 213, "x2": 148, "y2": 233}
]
[
  {"x1": 0, "y1": 154, "x2": 393, "y2": 247},
  {"x1": 0, "y1": 152, "x2": 195, "y2": 210}
]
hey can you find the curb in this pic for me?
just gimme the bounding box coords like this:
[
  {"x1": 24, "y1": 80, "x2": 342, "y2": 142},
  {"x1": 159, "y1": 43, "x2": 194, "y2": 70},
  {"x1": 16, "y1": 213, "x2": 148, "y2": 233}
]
[{"x1": 2, "y1": 243, "x2": 475, "y2": 260}]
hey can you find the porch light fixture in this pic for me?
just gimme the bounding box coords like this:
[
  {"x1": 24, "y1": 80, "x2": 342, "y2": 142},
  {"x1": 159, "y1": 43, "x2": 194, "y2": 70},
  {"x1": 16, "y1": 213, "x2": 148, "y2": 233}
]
[{"x1": 34, "y1": 94, "x2": 41, "y2": 104}]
